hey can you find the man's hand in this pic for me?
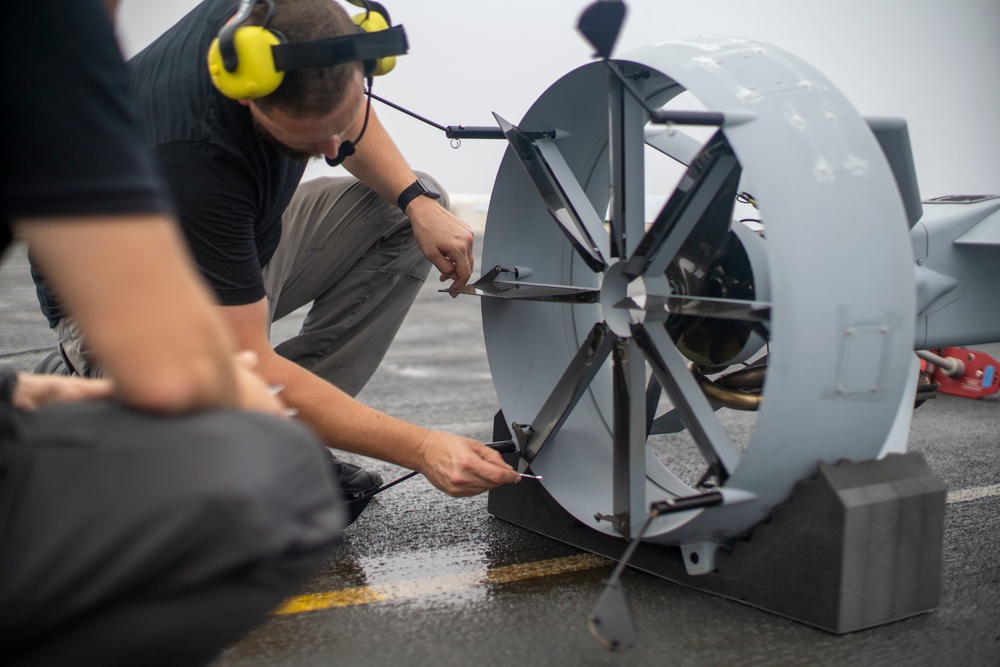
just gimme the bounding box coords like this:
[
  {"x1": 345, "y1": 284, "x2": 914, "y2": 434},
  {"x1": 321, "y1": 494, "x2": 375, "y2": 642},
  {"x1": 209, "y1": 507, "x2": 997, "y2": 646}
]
[
  {"x1": 12, "y1": 352, "x2": 286, "y2": 418},
  {"x1": 406, "y1": 197, "x2": 476, "y2": 290},
  {"x1": 13, "y1": 373, "x2": 113, "y2": 410},
  {"x1": 232, "y1": 350, "x2": 288, "y2": 418},
  {"x1": 415, "y1": 431, "x2": 521, "y2": 497}
]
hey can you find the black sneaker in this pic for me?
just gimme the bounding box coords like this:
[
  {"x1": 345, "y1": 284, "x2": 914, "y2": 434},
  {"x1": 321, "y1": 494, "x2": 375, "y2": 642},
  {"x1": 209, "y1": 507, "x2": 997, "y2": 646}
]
[
  {"x1": 34, "y1": 349, "x2": 73, "y2": 376},
  {"x1": 325, "y1": 449, "x2": 383, "y2": 524}
]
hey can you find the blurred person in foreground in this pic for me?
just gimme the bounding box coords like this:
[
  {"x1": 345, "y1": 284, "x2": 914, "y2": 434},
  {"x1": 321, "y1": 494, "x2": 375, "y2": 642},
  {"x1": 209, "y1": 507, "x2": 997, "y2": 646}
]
[{"x1": 0, "y1": 1, "x2": 345, "y2": 664}]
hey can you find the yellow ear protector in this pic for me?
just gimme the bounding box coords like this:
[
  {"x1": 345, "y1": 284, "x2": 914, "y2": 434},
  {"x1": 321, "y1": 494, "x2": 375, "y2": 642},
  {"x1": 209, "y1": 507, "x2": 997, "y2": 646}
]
[{"x1": 207, "y1": 0, "x2": 408, "y2": 100}]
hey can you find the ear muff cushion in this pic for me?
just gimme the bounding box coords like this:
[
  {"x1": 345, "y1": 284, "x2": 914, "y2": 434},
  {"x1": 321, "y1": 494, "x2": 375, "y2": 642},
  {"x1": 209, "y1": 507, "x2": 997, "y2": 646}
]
[
  {"x1": 207, "y1": 26, "x2": 284, "y2": 99},
  {"x1": 352, "y1": 11, "x2": 395, "y2": 76}
]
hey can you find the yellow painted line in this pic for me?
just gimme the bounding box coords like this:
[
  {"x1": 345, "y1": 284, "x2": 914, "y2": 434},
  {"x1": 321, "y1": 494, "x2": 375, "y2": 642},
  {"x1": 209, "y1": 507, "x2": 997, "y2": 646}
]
[
  {"x1": 275, "y1": 586, "x2": 386, "y2": 614},
  {"x1": 948, "y1": 483, "x2": 1000, "y2": 505},
  {"x1": 275, "y1": 552, "x2": 612, "y2": 616},
  {"x1": 276, "y1": 484, "x2": 1000, "y2": 616}
]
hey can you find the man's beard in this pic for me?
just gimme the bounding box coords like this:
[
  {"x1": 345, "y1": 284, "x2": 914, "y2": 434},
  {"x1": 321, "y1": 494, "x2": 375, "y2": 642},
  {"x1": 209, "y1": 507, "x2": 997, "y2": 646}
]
[{"x1": 252, "y1": 117, "x2": 320, "y2": 162}]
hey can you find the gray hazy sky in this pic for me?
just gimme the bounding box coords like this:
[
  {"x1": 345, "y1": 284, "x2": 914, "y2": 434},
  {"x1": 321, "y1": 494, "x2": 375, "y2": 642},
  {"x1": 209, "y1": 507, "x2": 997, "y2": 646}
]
[{"x1": 115, "y1": 0, "x2": 1000, "y2": 198}]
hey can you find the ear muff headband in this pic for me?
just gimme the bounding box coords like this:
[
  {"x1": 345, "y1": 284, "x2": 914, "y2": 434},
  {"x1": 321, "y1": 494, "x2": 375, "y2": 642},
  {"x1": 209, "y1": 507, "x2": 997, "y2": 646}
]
[
  {"x1": 207, "y1": 0, "x2": 408, "y2": 100},
  {"x1": 216, "y1": 0, "x2": 273, "y2": 73},
  {"x1": 347, "y1": 0, "x2": 392, "y2": 26}
]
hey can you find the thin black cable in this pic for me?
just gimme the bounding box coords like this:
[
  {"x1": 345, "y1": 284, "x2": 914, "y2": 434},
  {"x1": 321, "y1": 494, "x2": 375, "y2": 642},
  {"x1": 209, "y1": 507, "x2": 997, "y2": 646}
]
[
  {"x1": 355, "y1": 76, "x2": 374, "y2": 142},
  {"x1": 0, "y1": 345, "x2": 55, "y2": 359},
  {"x1": 368, "y1": 92, "x2": 448, "y2": 132}
]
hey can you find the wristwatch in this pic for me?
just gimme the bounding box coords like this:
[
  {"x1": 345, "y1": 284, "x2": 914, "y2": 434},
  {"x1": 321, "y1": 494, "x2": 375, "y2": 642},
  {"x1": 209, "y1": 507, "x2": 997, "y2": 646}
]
[{"x1": 397, "y1": 178, "x2": 441, "y2": 212}]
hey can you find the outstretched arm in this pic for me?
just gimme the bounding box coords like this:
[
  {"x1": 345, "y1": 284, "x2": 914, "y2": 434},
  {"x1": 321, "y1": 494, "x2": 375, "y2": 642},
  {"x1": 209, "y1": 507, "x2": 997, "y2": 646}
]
[{"x1": 218, "y1": 298, "x2": 520, "y2": 496}]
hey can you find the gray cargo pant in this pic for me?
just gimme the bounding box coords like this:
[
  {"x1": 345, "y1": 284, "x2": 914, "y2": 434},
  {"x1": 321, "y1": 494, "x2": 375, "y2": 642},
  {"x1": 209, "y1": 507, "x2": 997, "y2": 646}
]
[
  {"x1": 0, "y1": 397, "x2": 344, "y2": 666},
  {"x1": 263, "y1": 174, "x2": 439, "y2": 396},
  {"x1": 56, "y1": 174, "x2": 440, "y2": 397}
]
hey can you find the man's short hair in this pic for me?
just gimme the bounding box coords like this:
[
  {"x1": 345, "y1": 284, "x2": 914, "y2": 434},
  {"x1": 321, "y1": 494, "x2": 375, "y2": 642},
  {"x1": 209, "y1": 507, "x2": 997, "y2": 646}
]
[{"x1": 247, "y1": 0, "x2": 361, "y2": 117}]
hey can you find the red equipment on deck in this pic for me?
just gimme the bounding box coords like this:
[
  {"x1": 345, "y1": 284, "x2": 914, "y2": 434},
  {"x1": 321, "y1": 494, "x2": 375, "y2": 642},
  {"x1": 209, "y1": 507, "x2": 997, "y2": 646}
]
[{"x1": 920, "y1": 347, "x2": 1000, "y2": 399}]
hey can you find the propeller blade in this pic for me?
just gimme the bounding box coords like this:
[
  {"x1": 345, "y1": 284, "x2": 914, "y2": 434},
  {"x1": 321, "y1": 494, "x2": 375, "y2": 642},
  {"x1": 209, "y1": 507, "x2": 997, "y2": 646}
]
[
  {"x1": 493, "y1": 113, "x2": 609, "y2": 271},
  {"x1": 623, "y1": 131, "x2": 741, "y2": 280},
  {"x1": 519, "y1": 323, "x2": 615, "y2": 470}
]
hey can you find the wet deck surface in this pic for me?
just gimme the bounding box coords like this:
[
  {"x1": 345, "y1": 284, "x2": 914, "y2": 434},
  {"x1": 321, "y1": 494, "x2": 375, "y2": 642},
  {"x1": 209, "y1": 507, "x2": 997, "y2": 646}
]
[{"x1": 2, "y1": 237, "x2": 998, "y2": 666}]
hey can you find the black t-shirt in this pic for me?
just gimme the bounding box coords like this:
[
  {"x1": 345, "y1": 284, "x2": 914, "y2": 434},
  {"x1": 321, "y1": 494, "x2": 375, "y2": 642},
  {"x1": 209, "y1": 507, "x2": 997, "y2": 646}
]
[
  {"x1": 2, "y1": 0, "x2": 170, "y2": 448},
  {"x1": 128, "y1": 0, "x2": 306, "y2": 307},
  {"x1": 1, "y1": 0, "x2": 170, "y2": 260}
]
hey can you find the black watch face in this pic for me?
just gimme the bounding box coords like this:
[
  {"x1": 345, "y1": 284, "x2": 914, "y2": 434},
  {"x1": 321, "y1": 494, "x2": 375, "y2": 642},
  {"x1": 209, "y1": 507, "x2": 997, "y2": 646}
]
[{"x1": 417, "y1": 178, "x2": 441, "y2": 198}]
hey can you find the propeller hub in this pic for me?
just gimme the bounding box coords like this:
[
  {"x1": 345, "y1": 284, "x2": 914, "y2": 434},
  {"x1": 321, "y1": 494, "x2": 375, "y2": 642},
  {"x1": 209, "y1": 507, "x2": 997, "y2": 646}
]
[{"x1": 600, "y1": 261, "x2": 670, "y2": 336}]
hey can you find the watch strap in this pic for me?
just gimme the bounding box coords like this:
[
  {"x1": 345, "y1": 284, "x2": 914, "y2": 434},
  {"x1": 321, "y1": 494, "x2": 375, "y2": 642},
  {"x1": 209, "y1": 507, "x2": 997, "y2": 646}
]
[{"x1": 397, "y1": 178, "x2": 441, "y2": 212}]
